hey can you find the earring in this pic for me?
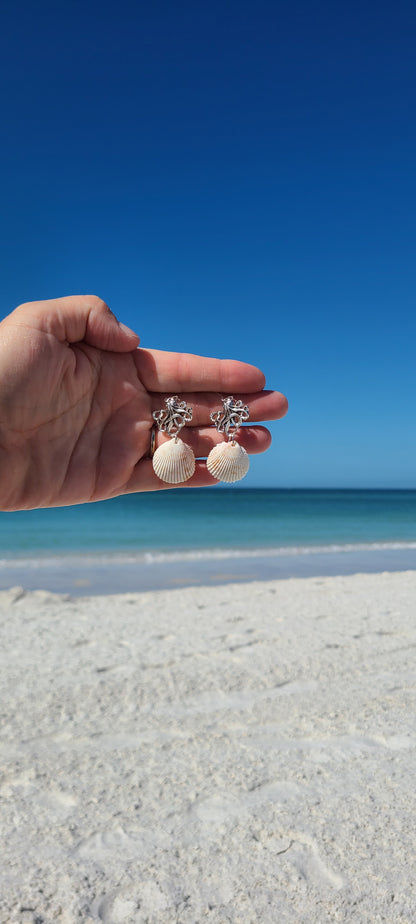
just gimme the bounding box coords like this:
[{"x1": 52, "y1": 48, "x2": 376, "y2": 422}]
[
  {"x1": 206, "y1": 396, "x2": 250, "y2": 483},
  {"x1": 152, "y1": 396, "x2": 195, "y2": 484}
]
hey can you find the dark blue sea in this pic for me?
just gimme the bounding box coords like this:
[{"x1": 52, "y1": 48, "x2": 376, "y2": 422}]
[{"x1": 0, "y1": 489, "x2": 415, "y2": 594}]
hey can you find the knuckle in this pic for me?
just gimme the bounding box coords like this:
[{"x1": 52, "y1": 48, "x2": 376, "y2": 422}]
[{"x1": 83, "y1": 294, "x2": 109, "y2": 313}]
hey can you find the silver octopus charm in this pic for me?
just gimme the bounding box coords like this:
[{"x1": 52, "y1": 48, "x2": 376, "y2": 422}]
[
  {"x1": 210, "y1": 396, "x2": 250, "y2": 440},
  {"x1": 153, "y1": 396, "x2": 193, "y2": 436}
]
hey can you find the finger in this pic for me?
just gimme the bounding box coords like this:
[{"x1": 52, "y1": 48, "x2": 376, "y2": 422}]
[
  {"x1": 154, "y1": 425, "x2": 271, "y2": 459},
  {"x1": 14, "y1": 295, "x2": 140, "y2": 352},
  {"x1": 134, "y1": 347, "x2": 266, "y2": 393},
  {"x1": 149, "y1": 389, "x2": 288, "y2": 425}
]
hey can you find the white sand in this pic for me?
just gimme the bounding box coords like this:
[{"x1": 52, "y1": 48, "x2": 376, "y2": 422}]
[{"x1": 0, "y1": 571, "x2": 415, "y2": 923}]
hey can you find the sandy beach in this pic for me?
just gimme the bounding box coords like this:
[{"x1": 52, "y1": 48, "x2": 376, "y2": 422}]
[{"x1": 1, "y1": 571, "x2": 415, "y2": 923}]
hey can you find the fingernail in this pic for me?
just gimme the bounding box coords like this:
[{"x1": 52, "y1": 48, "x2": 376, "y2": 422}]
[{"x1": 119, "y1": 322, "x2": 139, "y2": 338}]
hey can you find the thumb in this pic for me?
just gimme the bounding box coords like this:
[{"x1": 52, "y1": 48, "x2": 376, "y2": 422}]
[{"x1": 14, "y1": 295, "x2": 140, "y2": 352}]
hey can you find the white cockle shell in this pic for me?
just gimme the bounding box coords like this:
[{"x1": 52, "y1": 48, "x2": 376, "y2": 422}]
[
  {"x1": 152, "y1": 437, "x2": 195, "y2": 484},
  {"x1": 206, "y1": 441, "x2": 250, "y2": 483}
]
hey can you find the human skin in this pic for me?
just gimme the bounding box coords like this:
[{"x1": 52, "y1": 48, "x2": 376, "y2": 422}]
[{"x1": 0, "y1": 295, "x2": 288, "y2": 510}]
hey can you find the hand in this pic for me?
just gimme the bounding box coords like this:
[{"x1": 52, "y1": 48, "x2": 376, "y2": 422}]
[{"x1": 0, "y1": 296, "x2": 288, "y2": 510}]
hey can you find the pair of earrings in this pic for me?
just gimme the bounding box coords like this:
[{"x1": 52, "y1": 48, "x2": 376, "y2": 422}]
[{"x1": 151, "y1": 395, "x2": 250, "y2": 484}]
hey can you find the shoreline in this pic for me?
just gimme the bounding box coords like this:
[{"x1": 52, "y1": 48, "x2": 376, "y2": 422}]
[{"x1": 0, "y1": 543, "x2": 414, "y2": 595}]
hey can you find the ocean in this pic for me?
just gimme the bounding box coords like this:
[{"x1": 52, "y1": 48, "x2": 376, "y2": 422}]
[{"x1": 0, "y1": 489, "x2": 415, "y2": 594}]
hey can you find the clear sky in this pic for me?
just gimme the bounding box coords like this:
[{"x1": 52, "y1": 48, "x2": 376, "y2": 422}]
[{"x1": 1, "y1": 0, "x2": 415, "y2": 488}]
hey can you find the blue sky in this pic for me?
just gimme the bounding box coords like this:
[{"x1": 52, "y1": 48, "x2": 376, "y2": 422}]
[{"x1": 1, "y1": 0, "x2": 415, "y2": 488}]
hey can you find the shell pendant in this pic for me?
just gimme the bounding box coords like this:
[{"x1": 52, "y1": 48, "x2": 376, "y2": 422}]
[
  {"x1": 206, "y1": 440, "x2": 249, "y2": 483},
  {"x1": 152, "y1": 437, "x2": 195, "y2": 484}
]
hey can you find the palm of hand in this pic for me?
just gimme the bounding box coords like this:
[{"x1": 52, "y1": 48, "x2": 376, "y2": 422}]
[{"x1": 0, "y1": 329, "x2": 151, "y2": 509}]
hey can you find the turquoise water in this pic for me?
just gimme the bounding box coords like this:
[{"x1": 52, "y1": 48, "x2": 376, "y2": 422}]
[
  {"x1": 0, "y1": 490, "x2": 414, "y2": 593},
  {"x1": 0, "y1": 489, "x2": 415, "y2": 556}
]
